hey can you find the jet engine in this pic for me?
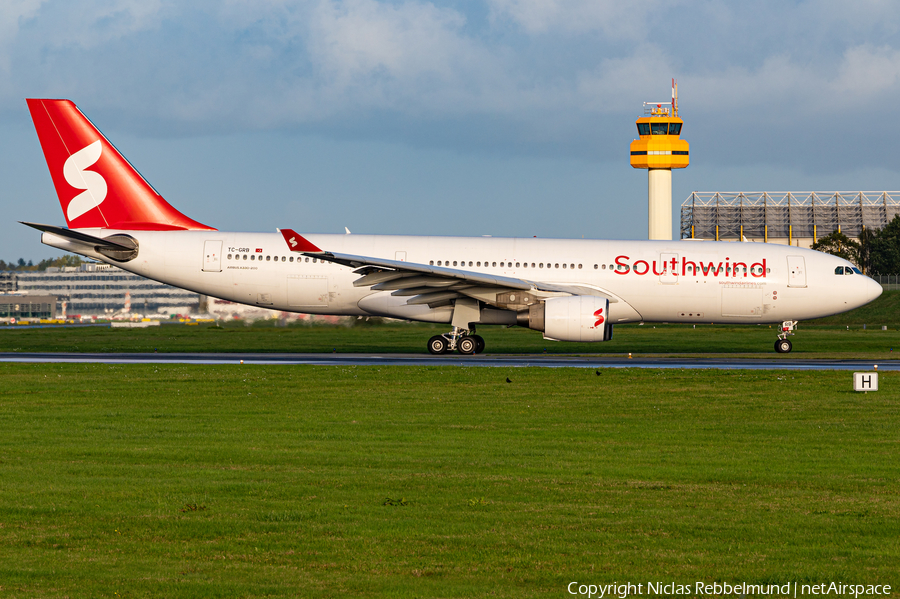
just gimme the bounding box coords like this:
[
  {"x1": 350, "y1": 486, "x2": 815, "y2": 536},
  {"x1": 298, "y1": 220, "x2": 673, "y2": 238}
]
[{"x1": 518, "y1": 296, "x2": 613, "y2": 342}]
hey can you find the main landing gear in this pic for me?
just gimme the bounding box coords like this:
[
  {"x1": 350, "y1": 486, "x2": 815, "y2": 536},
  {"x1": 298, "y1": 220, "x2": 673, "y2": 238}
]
[
  {"x1": 774, "y1": 320, "x2": 798, "y2": 353},
  {"x1": 428, "y1": 327, "x2": 485, "y2": 355}
]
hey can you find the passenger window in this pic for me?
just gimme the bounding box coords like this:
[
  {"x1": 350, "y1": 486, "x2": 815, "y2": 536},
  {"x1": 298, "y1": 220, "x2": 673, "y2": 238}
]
[
  {"x1": 227, "y1": 254, "x2": 232, "y2": 260},
  {"x1": 555, "y1": 263, "x2": 559, "y2": 268},
  {"x1": 562, "y1": 264, "x2": 567, "y2": 269},
  {"x1": 282, "y1": 256, "x2": 286, "y2": 262},
  {"x1": 437, "y1": 261, "x2": 441, "y2": 266},
  {"x1": 516, "y1": 262, "x2": 520, "y2": 268},
  {"x1": 469, "y1": 261, "x2": 473, "y2": 267},
  {"x1": 243, "y1": 255, "x2": 247, "y2": 260},
  {"x1": 492, "y1": 262, "x2": 496, "y2": 267},
  {"x1": 501, "y1": 262, "x2": 505, "y2": 267},
  {"x1": 578, "y1": 264, "x2": 582, "y2": 269},
  {"x1": 430, "y1": 261, "x2": 434, "y2": 265},
  {"x1": 531, "y1": 263, "x2": 535, "y2": 268},
  {"x1": 250, "y1": 255, "x2": 255, "y2": 261},
  {"x1": 266, "y1": 256, "x2": 270, "y2": 261},
  {"x1": 453, "y1": 261, "x2": 457, "y2": 266},
  {"x1": 539, "y1": 263, "x2": 544, "y2": 268},
  {"x1": 477, "y1": 262, "x2": 481, "y2": 267},
  {"x1": 290, "y1": 257, "x2": 294, "y2": 262}
]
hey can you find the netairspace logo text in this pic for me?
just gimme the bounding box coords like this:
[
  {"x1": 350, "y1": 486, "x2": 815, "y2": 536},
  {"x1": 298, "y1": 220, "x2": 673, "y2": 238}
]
[{"x1": 567, "y1": 581, "x2": 892, "y2": 598}]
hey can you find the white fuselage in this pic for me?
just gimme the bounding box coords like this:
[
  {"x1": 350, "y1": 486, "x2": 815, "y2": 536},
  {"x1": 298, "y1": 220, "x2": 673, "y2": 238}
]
[{"x1": 43, "y1": 231, "x2": 882, "y2": 325}]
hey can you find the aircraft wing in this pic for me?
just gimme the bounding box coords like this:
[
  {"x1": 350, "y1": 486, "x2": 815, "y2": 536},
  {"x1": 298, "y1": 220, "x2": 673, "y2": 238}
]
[{"x1": 279, "y1": 228, "x2": 616, "y2": 308}]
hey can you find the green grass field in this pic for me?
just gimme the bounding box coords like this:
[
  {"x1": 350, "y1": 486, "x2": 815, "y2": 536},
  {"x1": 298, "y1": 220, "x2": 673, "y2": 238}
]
[
  {"x1": 0, "y1": 364, "x2": 897, "y2": 597},
  {"x1": 3, "y1": 320, "x2": 900, "y2": 359},
  {"x1": 4, "y1": 291, "x2": 900, "y2": 358}
]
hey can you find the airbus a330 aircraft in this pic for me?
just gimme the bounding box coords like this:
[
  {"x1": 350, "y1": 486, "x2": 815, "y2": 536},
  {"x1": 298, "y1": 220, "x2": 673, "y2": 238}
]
[{"x1": 22, "y1": 99, "x2": 882, "y2": 354}]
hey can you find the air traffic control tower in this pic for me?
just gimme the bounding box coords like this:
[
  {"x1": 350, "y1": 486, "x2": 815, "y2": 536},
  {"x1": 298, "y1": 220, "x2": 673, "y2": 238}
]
[{"x1": 630, "y1": 80, "x2": 689, "y2": 240}]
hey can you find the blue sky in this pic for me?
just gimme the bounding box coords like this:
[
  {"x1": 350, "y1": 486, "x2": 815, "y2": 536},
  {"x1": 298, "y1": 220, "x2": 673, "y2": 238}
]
[{"x1": 2, "y1": 0, "x2": 900, "y2": 261}]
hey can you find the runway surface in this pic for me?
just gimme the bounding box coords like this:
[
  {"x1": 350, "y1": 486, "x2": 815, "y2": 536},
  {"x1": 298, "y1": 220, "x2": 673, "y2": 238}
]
[{"x1": 0, "y1": 352, "x2": 894, "y2": 370}]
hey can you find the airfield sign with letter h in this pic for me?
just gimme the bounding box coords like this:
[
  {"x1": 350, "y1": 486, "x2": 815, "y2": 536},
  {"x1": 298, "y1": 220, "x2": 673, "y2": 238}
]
[{"x1": 854, "y1": 372, "x2": 878, "y2": 392}]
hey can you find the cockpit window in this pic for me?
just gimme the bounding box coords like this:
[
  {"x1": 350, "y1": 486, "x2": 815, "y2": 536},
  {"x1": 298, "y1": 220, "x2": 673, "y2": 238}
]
[{"x1": 835, "y1": 266, "x2": 844, "y2": 275}]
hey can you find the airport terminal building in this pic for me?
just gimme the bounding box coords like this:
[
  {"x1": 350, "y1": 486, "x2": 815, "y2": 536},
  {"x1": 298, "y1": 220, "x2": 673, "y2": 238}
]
[
  {"x1": 680, "y1": 191, "x2": 900, "y2": 248},
  {"x1": 2, "y1": 263, "x2": 200, "y2": 317}
]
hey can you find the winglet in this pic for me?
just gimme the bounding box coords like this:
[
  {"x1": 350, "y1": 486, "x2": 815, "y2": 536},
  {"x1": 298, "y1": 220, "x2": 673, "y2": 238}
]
[{"x1": 280, "y1": 228, "x2": 322, "y2": 252}]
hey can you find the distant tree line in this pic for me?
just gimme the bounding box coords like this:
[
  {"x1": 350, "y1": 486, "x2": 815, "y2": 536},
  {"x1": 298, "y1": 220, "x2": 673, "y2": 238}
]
[
  {"x1": 0, "y1": 255, "x2": 85, "y2": 272},
  {"x1": 811, "y1": 214, "x2": 900, "y2": 275}
]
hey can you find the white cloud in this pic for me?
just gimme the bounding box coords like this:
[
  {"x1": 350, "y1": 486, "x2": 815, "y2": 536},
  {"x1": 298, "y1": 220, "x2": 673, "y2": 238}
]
[
  {"x1": 830, "y1": 44, "x2": 900, "y2": 105},
  {"x1": 16, "y1": 0, "x2": 170, "y2": 49},
  {"x1": 487, "y1": 0, "x2": 672, "y2": 39},
  {"x1": 311, "y1": 0, "x2": 466, "y2": 80},
  {"x1": 0, "y1": 0, "x2": 44, "y2": 71},
  {"x1": 1, "y1": 0, "x2": 900, "y2": 171}
]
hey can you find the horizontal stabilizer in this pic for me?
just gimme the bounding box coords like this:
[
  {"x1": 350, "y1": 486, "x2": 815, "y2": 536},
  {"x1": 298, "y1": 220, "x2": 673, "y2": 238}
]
[{"x1": 20, "y1": 221, "x2": 135, "y2": 250}]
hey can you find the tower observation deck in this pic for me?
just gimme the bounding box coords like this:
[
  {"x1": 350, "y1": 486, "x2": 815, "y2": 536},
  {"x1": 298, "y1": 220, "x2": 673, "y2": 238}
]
[
  {"x1": 630, "y1": 79, "x2": 690, "y2": 240},
  {"x1": 680, "y1": 191, "x2": 900, "y2": 247}
]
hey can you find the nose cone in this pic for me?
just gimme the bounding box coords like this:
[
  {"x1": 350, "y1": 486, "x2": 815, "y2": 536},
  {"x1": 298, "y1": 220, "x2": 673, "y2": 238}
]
[{"x1": 866, "y1": 276, "x2": 884, "y2": 304}]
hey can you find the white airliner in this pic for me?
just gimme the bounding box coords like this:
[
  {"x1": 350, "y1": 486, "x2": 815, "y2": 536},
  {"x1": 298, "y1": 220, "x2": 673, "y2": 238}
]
[{"x1": 22, "y1": 99, "x2": 882, "y2": 354}]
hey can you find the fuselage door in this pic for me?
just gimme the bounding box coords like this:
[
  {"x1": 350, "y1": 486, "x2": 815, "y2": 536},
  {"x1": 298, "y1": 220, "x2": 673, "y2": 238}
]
[
  {"x1": 787, "y1": 255, "x2": 807, "y2": 288},
  {"x1": 202, "y1": 240, "x2": 223, "y2": 272},
  {"x1": 659, "y1": 253, "x2": 678, "y2": 284}
]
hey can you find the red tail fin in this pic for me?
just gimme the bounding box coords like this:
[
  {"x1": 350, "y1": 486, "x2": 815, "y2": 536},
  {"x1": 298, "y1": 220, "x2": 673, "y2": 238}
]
[{"x1": 26, "y1": 99, "x2": 215, "y2": 231}]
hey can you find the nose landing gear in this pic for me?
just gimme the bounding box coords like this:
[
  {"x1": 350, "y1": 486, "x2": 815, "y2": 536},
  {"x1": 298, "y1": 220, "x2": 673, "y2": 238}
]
[
  {"x1": 427, "y1": 327, "x2": 485, "y2": 355},
  {"x1": 774, "y1": 320, "x2": 798, "y2": 353}
]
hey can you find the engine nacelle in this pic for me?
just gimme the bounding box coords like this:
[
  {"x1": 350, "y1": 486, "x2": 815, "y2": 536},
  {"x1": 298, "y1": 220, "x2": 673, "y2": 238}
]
[{"x1": 520, "y1": 296, "x2": 612, "y2": 342}]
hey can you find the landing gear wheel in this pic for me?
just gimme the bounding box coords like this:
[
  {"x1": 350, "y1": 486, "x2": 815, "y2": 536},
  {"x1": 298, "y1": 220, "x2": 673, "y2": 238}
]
[
  {"x1": 775, "y1": 338, "x2": 793, "y2": 354},
  {"x1": 473, "y1": 335, "x2": 485, "y2": 354},
  {"x1": 428, "y1": 335, "x2": 448, "y2": 355},
  {"x1": 457, "y1": 335, "x2": 477, "y2": 355}
]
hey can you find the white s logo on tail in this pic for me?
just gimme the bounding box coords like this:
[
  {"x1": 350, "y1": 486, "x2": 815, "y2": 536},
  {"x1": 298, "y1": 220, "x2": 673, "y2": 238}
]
[{"x1": 63, "y1": 140, "x2": 107, "y2": 221}]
